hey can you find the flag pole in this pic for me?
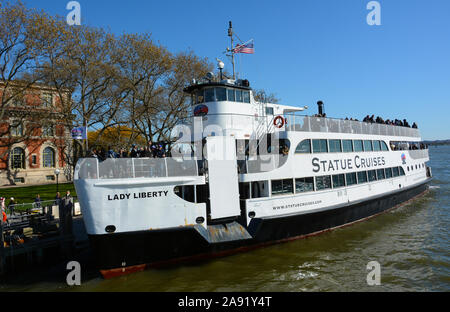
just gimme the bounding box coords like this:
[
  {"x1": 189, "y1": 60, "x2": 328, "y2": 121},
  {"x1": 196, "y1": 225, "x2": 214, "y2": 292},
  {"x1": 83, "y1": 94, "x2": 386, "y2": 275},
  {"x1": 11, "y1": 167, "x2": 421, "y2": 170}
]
[{"x1": 228, "y1": 21, "x2": 235, "y2": 80}]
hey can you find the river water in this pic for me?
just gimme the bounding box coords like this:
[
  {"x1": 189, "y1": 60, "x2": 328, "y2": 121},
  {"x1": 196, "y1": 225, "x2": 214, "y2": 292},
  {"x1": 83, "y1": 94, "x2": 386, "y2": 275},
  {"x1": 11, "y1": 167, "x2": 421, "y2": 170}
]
[{"x1": 2, "y1": 146, "x2": 449, "y2": 292}]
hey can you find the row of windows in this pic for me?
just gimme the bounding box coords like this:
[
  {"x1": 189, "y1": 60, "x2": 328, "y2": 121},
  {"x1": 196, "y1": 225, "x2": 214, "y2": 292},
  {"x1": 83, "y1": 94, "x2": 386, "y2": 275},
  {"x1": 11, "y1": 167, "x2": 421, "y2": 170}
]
[
  {"x1": 10, "y1": 147, "x2": 56, "y2": 169},
  {"x1": 295, "y1": 139, "x2": 390, "y2": 154},
  {"x1": 194, "y1": 87, "x2": 251, "y2": 104},
  {"x1": 271, "y1": 166, "x2": 406, "y2": 196},
  {"x1": 9, "y1": 92, "x2": 54, "y2": 108},
  {"x1": 9, "y1": 124, "x2": 55, "y2": 137}
]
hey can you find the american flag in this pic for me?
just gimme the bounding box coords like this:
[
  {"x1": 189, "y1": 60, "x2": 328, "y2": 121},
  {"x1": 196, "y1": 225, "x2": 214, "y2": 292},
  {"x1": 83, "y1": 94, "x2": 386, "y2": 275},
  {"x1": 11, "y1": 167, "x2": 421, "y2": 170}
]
[{"x1": 233, "y1": 39, "x2": 254, "y2": 54}]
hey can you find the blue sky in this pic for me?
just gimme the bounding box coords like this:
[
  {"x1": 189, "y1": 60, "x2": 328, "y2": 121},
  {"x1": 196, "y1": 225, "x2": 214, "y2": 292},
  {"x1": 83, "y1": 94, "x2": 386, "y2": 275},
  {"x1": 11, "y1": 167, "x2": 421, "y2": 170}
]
[{"x1": 23, "y1": 0, "x2": 450, "y2": 140}]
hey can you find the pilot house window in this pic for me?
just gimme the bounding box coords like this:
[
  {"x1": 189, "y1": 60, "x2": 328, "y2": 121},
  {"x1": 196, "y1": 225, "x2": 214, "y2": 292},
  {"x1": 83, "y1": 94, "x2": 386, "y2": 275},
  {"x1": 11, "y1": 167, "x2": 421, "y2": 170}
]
[{"x1": 215, "y1": 88, "x2": 227, "y2": 101}]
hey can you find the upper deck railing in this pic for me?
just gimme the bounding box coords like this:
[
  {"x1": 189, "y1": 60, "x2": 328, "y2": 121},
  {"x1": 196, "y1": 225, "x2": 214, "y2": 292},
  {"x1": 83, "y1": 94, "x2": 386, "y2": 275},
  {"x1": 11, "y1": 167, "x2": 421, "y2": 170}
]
[
  {"x1": 182, "y1": 113, "x2": 421, "y2": 138},
  {"x1": 283, "y1": 114, "x2": 421, "y2": 138}
]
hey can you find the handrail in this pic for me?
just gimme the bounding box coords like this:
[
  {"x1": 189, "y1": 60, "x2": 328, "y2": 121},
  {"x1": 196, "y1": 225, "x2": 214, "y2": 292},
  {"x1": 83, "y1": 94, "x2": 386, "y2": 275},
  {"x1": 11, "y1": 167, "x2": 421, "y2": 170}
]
[{"x1": 180, "y1": 113, "x2": 421, "y2": 138}]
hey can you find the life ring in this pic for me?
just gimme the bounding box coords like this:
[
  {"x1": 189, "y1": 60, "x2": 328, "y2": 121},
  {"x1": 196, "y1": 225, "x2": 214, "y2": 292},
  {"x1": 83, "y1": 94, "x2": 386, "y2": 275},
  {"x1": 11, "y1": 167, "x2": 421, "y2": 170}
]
[{"x1": 273, "y1": 116, "x2": 285, "y2": 128}]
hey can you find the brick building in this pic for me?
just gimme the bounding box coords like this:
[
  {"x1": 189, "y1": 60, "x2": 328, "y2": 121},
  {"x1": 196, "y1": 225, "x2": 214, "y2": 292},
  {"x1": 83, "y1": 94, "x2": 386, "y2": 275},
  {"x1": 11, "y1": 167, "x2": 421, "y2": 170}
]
[{"x1": 0, "y1": 81, "x2": 73, "y2": 186}]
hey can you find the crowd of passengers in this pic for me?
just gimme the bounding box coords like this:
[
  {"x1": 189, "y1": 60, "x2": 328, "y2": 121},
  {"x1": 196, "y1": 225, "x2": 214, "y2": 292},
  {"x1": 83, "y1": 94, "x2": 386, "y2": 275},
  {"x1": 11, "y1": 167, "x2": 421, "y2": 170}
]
[
  {"x1": 88, "y1": 143, "x2": 170, "y2": 161},
  {"x1": 313, "y1": 113, "x2": 418, "y2": 129},
  {"x1": 361, "y1": 115, "x2": 418, "y2": 128},
  {"x1": 390, "y1": 142, "x2": 428, "y2": 151}
]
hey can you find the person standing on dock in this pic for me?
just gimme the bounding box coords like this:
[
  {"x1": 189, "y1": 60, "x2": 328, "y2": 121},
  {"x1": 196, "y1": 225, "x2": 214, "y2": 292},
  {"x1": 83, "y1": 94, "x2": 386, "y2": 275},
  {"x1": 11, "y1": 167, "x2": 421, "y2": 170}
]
[
  {"x1": 7, "y1": 198, "x2": 16, "y2": 216},
  {"x1": 34, "y1": 194, "x2": 42, "y2": 209}
]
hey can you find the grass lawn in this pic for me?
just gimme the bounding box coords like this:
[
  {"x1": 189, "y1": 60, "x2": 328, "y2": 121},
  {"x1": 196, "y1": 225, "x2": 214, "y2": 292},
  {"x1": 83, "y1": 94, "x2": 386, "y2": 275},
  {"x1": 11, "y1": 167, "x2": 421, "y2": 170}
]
[{"x1": 0, "y1": 182, "x2": 77, "y2": 205}]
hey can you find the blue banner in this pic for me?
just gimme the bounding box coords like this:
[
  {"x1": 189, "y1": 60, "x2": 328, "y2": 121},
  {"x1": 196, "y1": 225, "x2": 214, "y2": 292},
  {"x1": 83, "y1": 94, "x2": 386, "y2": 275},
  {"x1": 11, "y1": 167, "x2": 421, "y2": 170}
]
[{"x1": 71, "y1": 126, "x2": 87, "y2": 139}]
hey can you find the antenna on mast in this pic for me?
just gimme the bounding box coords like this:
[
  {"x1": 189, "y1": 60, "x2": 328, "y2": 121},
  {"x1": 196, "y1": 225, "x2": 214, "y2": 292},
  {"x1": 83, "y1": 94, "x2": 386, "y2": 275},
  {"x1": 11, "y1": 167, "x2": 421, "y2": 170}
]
[{"x1": 228, "y1": 21, "x2": 236, "y2": 80}]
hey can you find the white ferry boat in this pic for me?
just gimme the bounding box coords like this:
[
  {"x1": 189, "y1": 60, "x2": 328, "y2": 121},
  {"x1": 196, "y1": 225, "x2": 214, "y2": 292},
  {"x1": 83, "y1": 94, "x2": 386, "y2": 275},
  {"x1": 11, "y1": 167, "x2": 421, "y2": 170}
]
[{"x1": 74, "y1": 30, "x2": 432, "y2": 279}]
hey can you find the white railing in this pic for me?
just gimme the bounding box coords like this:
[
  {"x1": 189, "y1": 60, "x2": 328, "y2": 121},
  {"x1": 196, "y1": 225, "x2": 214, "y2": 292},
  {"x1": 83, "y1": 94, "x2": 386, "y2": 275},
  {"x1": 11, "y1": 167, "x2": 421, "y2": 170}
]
[
  {"x1": 182, "y1": 114, "x2": 421, "y2": 138},
  {"x1": 75, "y1": 157, "x2": 200, "y2": 180}
]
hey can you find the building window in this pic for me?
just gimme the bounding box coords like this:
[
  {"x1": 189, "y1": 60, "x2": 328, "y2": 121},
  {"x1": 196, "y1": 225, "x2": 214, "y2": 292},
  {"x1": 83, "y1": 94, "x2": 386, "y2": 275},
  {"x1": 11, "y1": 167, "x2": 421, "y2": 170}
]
[
  {"x1": 295, "y1": 177, "x2": 314, "y2": 193},
  {"x1": 14, "y1": 177, "x2": 25, "y2": 183},
  {"x1": 295, "y1": 139, "x2": 311, "y2": 154},
  {"x1": 42, "y1": 92, "x2": 53, "y2": 107},
  {"x1": 32, "y1": 155, "x2": 37, "y2": 165},
  {"x1": 43, "y1": 147, "x2": 55, "y2": 168},
  {"x1": 46, "y1": 175, "x2": 55, "y2": 181},
  {"x1": 10, "y1": 147, "x2": 25, "y2": 169},
  {"x1": 11, "y1": 122, "x2": 24, "y2": 137},
  {"x1": 43, "y1": 125, "x2": 54, "y2": 137},
  {"x1": 271, "y1": 179, "x2": 294, "y2": 196}
]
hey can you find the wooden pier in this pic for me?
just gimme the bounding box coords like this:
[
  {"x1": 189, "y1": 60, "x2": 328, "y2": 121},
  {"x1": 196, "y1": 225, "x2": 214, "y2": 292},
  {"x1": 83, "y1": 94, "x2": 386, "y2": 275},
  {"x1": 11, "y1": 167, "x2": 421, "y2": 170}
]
[{"x1": 0, "y1": 203, "x2": 89, "y2": 276}]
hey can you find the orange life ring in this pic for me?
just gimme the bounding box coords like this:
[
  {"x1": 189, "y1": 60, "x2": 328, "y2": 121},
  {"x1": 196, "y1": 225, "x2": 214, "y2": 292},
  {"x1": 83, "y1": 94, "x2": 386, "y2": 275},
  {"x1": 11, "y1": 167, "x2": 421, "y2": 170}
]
[{"x1": 273, "y1": 116, "x2": 285, "y2": 128}]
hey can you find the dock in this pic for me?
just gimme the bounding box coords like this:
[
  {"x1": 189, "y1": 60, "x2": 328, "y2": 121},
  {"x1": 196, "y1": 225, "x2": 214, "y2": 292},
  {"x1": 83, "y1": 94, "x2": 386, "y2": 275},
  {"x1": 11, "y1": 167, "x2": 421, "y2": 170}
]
[{"x1": 0, "y1": 201, "x2": 90, "y2": 277}]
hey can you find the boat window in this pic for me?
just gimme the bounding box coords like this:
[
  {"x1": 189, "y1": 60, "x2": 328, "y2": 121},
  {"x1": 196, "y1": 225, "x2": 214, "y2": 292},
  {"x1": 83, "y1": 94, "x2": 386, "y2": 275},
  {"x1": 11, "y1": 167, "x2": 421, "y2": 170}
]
[
  {"x1": 271, "y1": 179, "x2": 294, "y2": 196},
  {"x1": 342, "y1": 140, "x2": 353, "y2": 153},
  {"x1": 266, "y1": 107, "x2": 274, "y2": 115},
  {"x1": 399, "y1": 167, "x2": 406, "y2": 176},
  {"x1": 295, "y1": 177, "x2": 314, "y2": 193},
  {"x1": 251, "y1": 181, "x2": 268, "y2": 198},
  {"x1": 377, "y1": 168, "x2": 385, "y2": 180},
  {"x1": 368, "y1": 170, "x2": 377, "y2": 182},
  {"x1": 243, "y1": 91, "x2": 250, "y2": 103},
  {"x1": 364, "y1": 140, "x2": 373, "y2": 152},
  {"x1": 312, "y1": 139, "x2": 328, "y2": 153},
  {"x1": 385, "y1": 167, "x2": 393, "y2": 179},
  {"x1": 346, "y1": 172, "x2": 358, "y2": 186},
  {"x1": 332, "y1": 174, "x2": 345, "y2": 188},
  {"x1": 354, "y1": 140, "x2": 364, "y2": 152},
  {"x1": 315, "y1": 175, "x2": 332, "y2": 190},
  {"x1": 227, "y1": 89, "x2": 235, "y2": 102},
  {"x1": 329, "y1": 139, "x2": 342, "y2": 153},
  {"x1": 215, "y1": 87, "x2": 227, "y2": 101},
  {"x1": 204, "y1": 88, "x2": 215, "y2": 102},
  {"x1": 392, "y1": 167, "x2": 400, "y2": 177},
  {"x1": 381, "y1": 141, "x2": 389, "y2": 151},
  {"x1": 267, "y1": 138, "x2": 290, "y2": 155},
  {"x1": 236, "y1": 90, "x2": 243, "y2": 102},
  {"x1": 357, "y1": 171, "x2": 368, "y2": 184},
  {"x1": 239, "y1": 182, "x2": 251, "y2": 200},
  {"x1": 373, "y1": 140, "x2": 381, "y2": 151},
  {"x1": 295, "y1": 139, "x2": 311, "y2": 154},
  {"x1": 196, "y1": 90, "x2": 204, "y2": 104}
]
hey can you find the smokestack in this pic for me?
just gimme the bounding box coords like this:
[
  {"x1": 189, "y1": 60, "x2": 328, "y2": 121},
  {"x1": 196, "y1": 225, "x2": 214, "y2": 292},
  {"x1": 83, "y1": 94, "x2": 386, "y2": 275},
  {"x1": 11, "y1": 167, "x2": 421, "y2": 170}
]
[{"x1": 317, "y1": 101, "x2": 324, "y2": 116}]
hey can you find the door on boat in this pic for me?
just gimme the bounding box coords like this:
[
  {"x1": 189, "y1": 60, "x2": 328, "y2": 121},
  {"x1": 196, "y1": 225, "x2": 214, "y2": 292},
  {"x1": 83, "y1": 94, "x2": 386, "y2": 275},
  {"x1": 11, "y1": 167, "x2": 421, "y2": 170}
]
[{"x1": 206, "y1": 136, "x2": 240, "y2": 221}]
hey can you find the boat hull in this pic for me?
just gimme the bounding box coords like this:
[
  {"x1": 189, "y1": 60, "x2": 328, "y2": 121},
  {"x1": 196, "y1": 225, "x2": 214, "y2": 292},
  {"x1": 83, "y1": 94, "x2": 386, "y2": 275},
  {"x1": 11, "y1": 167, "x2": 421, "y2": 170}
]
[{"x1": 89, "y1": 180, "x2": 430, "y2": 279}]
